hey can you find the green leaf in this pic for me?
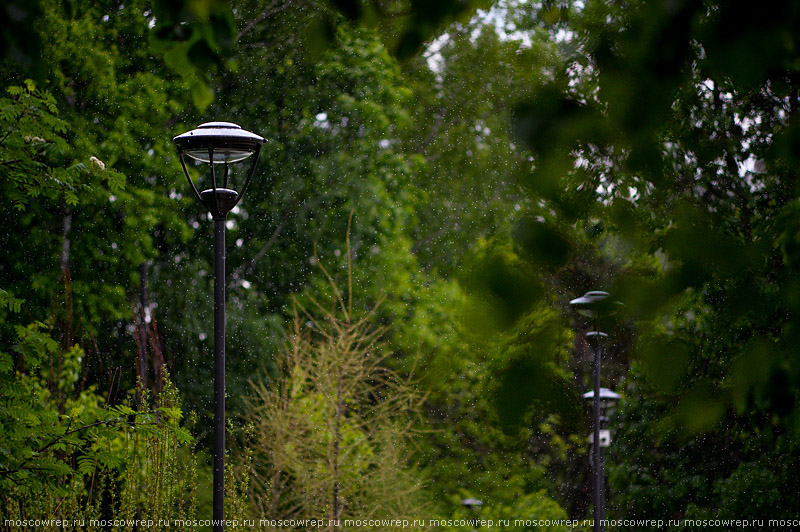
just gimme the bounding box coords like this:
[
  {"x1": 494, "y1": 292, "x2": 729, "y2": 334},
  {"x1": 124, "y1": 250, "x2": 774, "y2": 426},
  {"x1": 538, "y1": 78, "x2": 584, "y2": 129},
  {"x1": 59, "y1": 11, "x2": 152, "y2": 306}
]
[
  {"x1": 191, "y1": 78, "x2": 214, "y2": 112},
  {"x1": 0, "y1": 289, "x2": 24, "y2": 313},
  {"x1": 0, "y1": 352, "x2": 12, "y2": 374}
]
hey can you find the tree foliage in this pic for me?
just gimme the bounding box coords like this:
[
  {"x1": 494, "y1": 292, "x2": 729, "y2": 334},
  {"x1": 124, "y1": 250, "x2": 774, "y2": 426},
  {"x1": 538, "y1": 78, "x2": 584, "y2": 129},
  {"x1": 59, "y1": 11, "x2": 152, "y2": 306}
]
[
  {"x1": 248, "y1": 270, "x2": 423, "y2": 530},
  {"x1": 8, "y1": 0, "x2": 800, "y2": 525},
  {"x1": 464, "y1": 0, "x2": 800, "y2": 522}
]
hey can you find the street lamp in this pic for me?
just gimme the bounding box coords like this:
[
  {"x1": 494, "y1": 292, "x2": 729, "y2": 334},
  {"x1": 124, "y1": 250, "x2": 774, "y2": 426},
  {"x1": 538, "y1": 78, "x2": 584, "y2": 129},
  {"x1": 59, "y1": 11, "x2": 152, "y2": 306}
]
[
  {"x1": 582, "y1": 387, "x2": 621, "y2": 496},
  {"x1": 173, "y1": 122, "x2": 265, "y2": 531},
  {"x1": 461, "y1": 498, "x2": 484, "y2": 509},
  {"x1": 582, "y1": 387, "x2": 621, "y2": 411},
  {"x1": 461, "y1": 498, "x2": 484, "y2": 532},
  {"x1": 569, "y1": 291, "x2": 619, "y2": 532}
]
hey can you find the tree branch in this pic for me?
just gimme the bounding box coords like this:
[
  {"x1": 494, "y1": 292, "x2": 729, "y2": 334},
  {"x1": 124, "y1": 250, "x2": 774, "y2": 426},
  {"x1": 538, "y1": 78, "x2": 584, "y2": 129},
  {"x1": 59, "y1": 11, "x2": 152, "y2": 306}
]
[
  {"x1": 231, "y1": 221, "x2": 285, "y2": 283},
  {"x1": 238, "y1": 0, "x2": 294, "y2": 40}
]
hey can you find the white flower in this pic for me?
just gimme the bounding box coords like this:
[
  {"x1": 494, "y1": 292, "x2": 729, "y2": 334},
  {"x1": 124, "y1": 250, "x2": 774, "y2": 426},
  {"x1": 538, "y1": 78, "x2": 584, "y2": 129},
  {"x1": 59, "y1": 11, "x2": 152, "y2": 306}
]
[{"x1": 89, "y1": 156, "x2": 105, "y2": 170}]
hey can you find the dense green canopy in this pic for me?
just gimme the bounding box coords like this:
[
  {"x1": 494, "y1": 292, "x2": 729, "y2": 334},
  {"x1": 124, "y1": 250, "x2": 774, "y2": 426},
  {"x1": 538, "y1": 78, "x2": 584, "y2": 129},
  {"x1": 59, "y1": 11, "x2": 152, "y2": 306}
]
[{"x1": 2, "y1": 0, "x2": 800, "y2": 529}]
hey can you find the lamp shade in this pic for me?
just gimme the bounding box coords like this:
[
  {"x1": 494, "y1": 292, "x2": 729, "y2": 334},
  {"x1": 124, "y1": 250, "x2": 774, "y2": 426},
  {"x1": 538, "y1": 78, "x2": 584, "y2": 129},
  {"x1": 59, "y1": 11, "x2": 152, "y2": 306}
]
[
  {"x1": 461, "y1": 498, "x2": 484, "y2": 508},
  {"x1": 582, "y1": 387, "x2": 621, "y2": 408},
  {"x1": 173, "y1": 122, "x2": 265, "y2": 164},
  {"x1": 569, "y1": 291, "x2": 622, "y2": 318}
]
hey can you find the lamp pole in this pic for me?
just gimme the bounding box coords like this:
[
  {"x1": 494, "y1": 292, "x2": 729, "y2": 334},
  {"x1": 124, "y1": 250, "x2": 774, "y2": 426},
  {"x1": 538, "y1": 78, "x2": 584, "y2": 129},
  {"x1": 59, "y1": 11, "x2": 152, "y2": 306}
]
[
  {"x1": 212, "y1": 206, "x2": 226, "y2": 528},
  {"x1": 569, "y1": 291, "x2": 620, "y2": 532},
  {"x1": 173, "y1": 122, "x2": 265, "y2": 532},
  {"x1": 462, "y1": 498, "x2": 483, "y2": 532},
  {"x1": 590, "y1": 329, "x2": 605, "y2": 528},
  {"x1": 582, "y1": 386, "x2": 621, "y2": 524}
]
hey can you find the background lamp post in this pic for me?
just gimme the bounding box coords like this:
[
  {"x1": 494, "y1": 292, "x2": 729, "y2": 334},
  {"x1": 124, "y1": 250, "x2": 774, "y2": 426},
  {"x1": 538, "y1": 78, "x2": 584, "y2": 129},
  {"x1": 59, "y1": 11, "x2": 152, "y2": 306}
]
[
  {"x1": 462, "y1": 498, "x2": 484, "y2": 532},
  {"x1": 569, "y1": 291, "x2": 620, "y2": 532},
  {"x1": 582, "y1": 387, "x2": 621, "y2": 488},
  {"x1": 173, "y1": 122, "x2": 265, "y2": 532},
  {"x1": 582, "y1": 387, "x2": 621, "y2": 412},
  {"x1": 461, "y1": 498, "x2": 484, "y2": 509}
]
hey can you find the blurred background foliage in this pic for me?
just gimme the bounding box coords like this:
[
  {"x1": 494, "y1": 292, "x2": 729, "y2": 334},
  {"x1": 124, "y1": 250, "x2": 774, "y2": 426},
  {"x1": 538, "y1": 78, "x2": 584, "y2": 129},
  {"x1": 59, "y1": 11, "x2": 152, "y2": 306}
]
[{"x1": 3, "y1": 0, "x2": 800, "y2": 527}]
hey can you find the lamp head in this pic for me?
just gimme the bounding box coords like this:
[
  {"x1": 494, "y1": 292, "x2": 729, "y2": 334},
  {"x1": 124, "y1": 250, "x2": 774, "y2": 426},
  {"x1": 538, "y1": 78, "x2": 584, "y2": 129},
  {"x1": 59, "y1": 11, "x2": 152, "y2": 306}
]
[
  {"x1": 569, "y1": 290, "x2": 622, "y2": 319},
  {"x1": 585, "y1": 331, "x2": 608, "y2": 350},
  {"x1": 173, "y1": 122, "x2": 265, "y2": 163},
  {"x1": 173, "y1": 122, "x2": 265, "y2": 219},
  {"x1": 582, "y1": 387, "x2": 622, "y2": 409},
  {"x1": 461, "y1": 498, "x2": 483, "y2": 509}
]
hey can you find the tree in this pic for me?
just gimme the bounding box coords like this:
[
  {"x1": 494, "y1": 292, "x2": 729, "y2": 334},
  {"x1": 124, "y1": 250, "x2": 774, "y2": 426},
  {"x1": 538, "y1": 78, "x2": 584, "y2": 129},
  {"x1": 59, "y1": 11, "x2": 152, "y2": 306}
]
[
  {"x1": 0, "y1": 85, "x2": 198, "y2": 526},
  {"x1": 471, "y1": 0, "x2": 800, "y2": 523},
  {"x1": 247, "y1": 264, "x2": 423, "y2": 529},
  {"x1": 401, "y1": 12, "x2": 560, "y2": 275}
]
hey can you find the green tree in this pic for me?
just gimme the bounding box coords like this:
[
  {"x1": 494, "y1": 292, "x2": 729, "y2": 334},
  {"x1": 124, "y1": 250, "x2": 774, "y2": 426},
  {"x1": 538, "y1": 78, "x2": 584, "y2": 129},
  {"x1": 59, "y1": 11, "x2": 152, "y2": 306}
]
[
  {"x1": 0, "y1": 79, "x2": 201, "y2": 527},
  {"x1": 471, "y1": 0, "x2": 800, "y2": 523},
  {"x1": 2, "y1": 1, "x2": 198, "y2": 404},
  {"x1": 247, "y1": 269, "x2": 423, "y2": 530}
]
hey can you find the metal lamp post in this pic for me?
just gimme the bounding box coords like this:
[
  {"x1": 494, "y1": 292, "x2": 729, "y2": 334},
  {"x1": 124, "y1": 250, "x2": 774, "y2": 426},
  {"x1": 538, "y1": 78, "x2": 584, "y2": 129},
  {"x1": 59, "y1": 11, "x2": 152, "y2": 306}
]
[
  {"x1": 173, "y1": 122, "x2": 265, "y2": 532},
  {"x1": 569, "y1": 291, "x2": 620, "y2": 532},
  {"x1": 582, "y1": 386, "x2": 620, "y2": 527},
  {"x1": 461, "y1": 498, "x2": 484, "y2": 510},
  {"x1": 462, "y1": 498, "x2": 484, "y2": 532}
]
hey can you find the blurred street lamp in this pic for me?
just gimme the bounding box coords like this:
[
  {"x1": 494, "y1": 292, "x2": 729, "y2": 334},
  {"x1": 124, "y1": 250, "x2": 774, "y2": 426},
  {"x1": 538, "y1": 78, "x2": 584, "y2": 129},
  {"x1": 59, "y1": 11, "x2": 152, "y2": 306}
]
[
  {"x1": 582, "y1": 387, "x2": 621, "y2": 500},
  {"x1": 462, "y1": 498, "x2": 484, "y2": 532},
  {"x1": 461, "y1": 498, "x2": 484, "y2": 509},
  {"x1": 582, "y1": 387, "x2": 621, "y2": 412},
  {"x1": 570, "y1": 291, "x2": 620, "y2": 532},
  {"x1": 173, "y1": 122, "x2": 265, "y2": 532}
]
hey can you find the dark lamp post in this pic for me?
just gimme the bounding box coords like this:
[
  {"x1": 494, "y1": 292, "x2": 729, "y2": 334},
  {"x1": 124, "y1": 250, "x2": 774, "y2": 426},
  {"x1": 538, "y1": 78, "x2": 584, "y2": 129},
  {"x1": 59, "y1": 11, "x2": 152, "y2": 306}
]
[
  {"x1": 570, "y1": 290, "x2": 619, "y2": 532},
  {"x1": 462, "y1": 498, "x2": 484, "y2": 532},
  {"x1": 173, "y1": 122, "x2": 265, "y2": 532}
]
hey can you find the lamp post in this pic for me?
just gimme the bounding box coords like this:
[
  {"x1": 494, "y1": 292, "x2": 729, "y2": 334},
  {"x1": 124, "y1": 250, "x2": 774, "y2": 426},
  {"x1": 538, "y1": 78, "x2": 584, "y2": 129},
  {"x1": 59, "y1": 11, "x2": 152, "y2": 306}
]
[
  {"x1": 462, "y1": 498, "x2": 484, "y2": 532},
  {"x1": 582, "y1": 386, "x2": 620, "y2": 527},
  {"x1": 173, "y1": 122, "x2": 265, "y2": 532},
  {"x1": 569, "y1": 291, "x2": 619, "y2": 532},
  {"x1": 461, "y1": 498, "x2": 484, "y2": 510}
]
